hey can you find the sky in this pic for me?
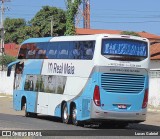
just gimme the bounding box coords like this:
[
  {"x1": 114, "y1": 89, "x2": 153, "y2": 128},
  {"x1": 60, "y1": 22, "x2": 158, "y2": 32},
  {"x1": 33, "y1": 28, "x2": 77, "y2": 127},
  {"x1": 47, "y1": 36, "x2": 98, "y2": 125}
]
[{"x1": 3, "y1": 0, "x2": 160, "y2": 35}]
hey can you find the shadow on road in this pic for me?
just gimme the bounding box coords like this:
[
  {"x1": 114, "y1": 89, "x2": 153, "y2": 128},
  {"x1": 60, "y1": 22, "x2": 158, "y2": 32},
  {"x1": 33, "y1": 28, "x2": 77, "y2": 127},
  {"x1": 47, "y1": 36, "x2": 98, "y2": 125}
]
[
  {"x1": 36, "y1": 115, "x2": 62, "y2": 123},
  {"x1": 35, "y1": 115, "x2": 160, "y2": 130},
  {"x1": 1, "y1": 112, "x2": 159, "y2": 131}
]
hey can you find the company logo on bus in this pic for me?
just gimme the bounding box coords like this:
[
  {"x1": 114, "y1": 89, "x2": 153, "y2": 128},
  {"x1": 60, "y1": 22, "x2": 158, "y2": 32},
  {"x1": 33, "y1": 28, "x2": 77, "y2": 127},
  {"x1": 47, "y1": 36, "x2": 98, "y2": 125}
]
[{"x1": 48, "y1": 62, "x2": 75, "y2": 75}]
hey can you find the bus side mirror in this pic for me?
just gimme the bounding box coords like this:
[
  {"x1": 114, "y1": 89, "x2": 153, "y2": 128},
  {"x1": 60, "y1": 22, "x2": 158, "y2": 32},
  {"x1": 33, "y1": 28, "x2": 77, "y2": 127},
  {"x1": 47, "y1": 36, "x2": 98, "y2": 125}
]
[
  {"x1": 7, "y1": 68, "x2": 11, "y2": 77},
  {"x1": 7, "y1": 60, "x2": 21, "y2": 77}
]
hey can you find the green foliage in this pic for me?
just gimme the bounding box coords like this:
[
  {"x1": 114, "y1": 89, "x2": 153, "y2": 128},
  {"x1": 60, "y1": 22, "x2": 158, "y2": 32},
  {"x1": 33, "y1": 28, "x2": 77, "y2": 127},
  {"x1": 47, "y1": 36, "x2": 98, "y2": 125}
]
[
  {"x1": 121, "y1": 31, "x2": 140, "y2": 37},
  {"x1": 65, "y1": 0, "x2": 82, "y2": 35},
  {"x1": 4, "y1": 6, "x2": 66, "y2": 44},
  {"x1": 30, "y1": 6, "x2": 66, "y2": 37},
  {"x1": 16, "y1": 26, "x2": 40, "y2": 43},
  {"x1": 4, "y1": 18, "x2": 26, "y2": 32},
  {"x1": 0, "y1": 55, "x2": 16, "y2": 67},
  {"x1": 4, "y1": 18, "x2": 26, "y2": 44}
]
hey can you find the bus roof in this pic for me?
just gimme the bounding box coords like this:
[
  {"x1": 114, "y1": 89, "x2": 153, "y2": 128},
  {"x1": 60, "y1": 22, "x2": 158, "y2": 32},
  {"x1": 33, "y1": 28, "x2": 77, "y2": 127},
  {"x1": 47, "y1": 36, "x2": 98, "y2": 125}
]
[
  {"x1": 22, "y1": 37, "x2": 52, "y2": 44},
  {"x1": 50, "y1": 34, "x2": 148, "y2": 42},
  {"x1": 50, "y1": 34, "x2": 101, "y2": 42},
  {"x1": 21, "y1": 34, "x2": 148, "y2": 44}
]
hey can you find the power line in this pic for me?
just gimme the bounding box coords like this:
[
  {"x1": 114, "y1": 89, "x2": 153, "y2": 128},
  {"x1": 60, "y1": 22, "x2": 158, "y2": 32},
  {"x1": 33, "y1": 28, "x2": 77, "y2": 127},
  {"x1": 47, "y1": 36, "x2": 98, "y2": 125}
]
[
  {"x1": 91, "y1": 20, "x2": 160, "y2": 24},
  {"x1": 5, "y1": 4, "x2": 65, "y2": 9},
  {"x1": 6, "y1": 3, "x2": 160, "y2": 13},
  {"x1": 5, "y1": 12, "x2": 160, "y2": 21},
  {"x1": 5, "y1": 11, "x2": 160, "y2": 18},
  {"x1": 4, "y1": 13, "x2": 160, "y2": 24},
  {"x1": 89, "y1": 6, "x2": 160, "y2": 13},
  {"x1": 90, "y1": 15, "x2": 160, "y2": 19}
]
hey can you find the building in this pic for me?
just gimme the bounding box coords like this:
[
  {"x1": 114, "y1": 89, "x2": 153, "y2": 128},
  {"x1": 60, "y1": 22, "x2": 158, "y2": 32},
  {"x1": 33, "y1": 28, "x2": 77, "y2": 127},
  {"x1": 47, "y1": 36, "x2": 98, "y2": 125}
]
[
  {"x1": 149, "y1": 43, "x2": 160, "y2": 107},
  {"x1": 4, "y1": 43, "x2": 20, "y2": 57}
]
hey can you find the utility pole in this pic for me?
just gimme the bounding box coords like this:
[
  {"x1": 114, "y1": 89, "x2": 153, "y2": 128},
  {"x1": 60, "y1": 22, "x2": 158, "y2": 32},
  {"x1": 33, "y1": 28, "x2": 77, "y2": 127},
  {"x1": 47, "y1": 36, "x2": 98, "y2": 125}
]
[
  {"x1": 0, "y1": 0, "x2": 10, "y2": 70},
  {"x1": 83, "y1": 0, "x2": 90, "y2": 28},
  {"x1": 75, "y1": 0, "x2": 90, "y2": 29},
  {"x1": 50, "y1": 16, "x2": 53, "y2": 37}
]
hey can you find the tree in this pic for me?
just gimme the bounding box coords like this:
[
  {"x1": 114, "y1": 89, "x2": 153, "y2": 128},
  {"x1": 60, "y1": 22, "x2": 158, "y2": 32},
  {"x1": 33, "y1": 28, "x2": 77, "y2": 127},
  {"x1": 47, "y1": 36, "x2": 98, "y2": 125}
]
[
  {"x1": 30, "y1": 6, "x2": 66, "y2": 37},
  {"x1": 121, "y1": 31, "x2": 140, "y2": 37},
  {"x1": 16, "y1": 26, "x2": 40, "y2": 44},
  {"x1": 65, "y1": 0, "x2": 81, "y2": 35},
  {"x1": 4, "y1": 6, "x2": 66, "y2": 44},
  {"x1": 4, "y1": 18, "x2": 26, "y2": 44},
  {"x1": 0, "y1": 55, "x2": 16, "y2": 69}
]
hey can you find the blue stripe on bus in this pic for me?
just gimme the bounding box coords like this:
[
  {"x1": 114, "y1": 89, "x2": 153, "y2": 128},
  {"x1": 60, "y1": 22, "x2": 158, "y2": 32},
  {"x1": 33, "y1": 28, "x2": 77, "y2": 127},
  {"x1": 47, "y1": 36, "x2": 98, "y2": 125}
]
[
  {"x1": 13, "y1": 90, "x2": 37, "y2": 113},
  {"x1": 22, "y1": 37, "x2": 52, "y2": 44},
  {"x1": 23, "y1": 60, "x2": 43, "y2": 75}
]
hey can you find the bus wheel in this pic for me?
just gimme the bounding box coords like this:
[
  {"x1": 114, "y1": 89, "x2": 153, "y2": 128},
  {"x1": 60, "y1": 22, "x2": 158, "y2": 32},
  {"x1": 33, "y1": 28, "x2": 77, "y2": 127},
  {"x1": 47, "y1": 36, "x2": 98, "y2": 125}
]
[
  {"x1": 71, "y1": 105, "x2": 82, "y2": 126},
  {"x1": 62, "y1": 103, "x2": 70, "y2": 124},
  {"x1": 23, "y1": 103, "x2": 37, "y2": 118}
]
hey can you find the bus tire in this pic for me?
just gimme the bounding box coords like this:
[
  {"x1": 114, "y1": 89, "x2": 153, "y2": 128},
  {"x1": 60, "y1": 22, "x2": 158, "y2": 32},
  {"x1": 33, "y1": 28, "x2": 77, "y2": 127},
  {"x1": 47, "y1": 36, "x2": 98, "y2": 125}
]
[
  {"x1": 62, "y1": 103, "x2": 70, "y2": 124},
  {"x1": 71, "y1": 105, "x2": 82, "y2": 126},
  {"x1": 24, "y1": 103, "x2": 37, "y2": 118},
  {"x1": 29, "y1": 113, "x2": 37, "y2": 118}
]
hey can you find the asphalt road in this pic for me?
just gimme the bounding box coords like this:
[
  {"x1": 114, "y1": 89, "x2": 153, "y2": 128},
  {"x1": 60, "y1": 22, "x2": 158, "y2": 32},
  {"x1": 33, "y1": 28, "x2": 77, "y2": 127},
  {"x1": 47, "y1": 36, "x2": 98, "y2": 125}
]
[{"x1": 0, "y1": 94, "x2": 160, "y2": 138}]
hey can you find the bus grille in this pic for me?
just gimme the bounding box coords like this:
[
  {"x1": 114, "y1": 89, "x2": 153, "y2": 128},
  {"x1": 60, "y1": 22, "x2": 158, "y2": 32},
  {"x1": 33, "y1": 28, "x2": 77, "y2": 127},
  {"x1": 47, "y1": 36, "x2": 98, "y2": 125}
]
[{"x1": 101, "y1": 73, "x2": 145, "y2": 93}]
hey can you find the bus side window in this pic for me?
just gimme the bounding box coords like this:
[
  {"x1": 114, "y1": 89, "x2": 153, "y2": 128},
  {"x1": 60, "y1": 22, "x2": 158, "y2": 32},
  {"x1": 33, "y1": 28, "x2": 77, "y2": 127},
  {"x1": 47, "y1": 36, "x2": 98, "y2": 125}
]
[
  {"x1": 48, "y1": 49, "x2": 57, "y2": 58},
  {"x1": 47, "y1": 42, "x2": 57, "y2": 59},
  {"x1": 73, "y1": 42, "x2": 81, "y2": 59},
  {"x1": 68, "y1": 42, "x2": 74, "y2": 59},
  {"x1": 18, "y1": 44, "x2": 27, "y2": 59},
  {"x1": 24, "y1": 75, "x2": 35, "y2": 91},
  {"x1": 37, "y1": 49, "x2": 46, "y2": 59},
  {"x1": 85, "y1": 41, "x2": 94, "y2": 59},
  {"x1": 15, "y1": 63, "x2": 24, "y2": 74},
  {"x1": 14, "y1": 63, "x2": 24, "y2": 90},
  {"x1": 28, "y1": 80, "x2": 34, "y2": 91},
  {"x1": 59, "y1": 49, "x2": 68, "y2": 59},
  {"x1": 27, "y1": 43, "x2": 36, "y2": 59},
  {"x1": 57, "y1": 42, "x2": 69, "y2": 59}
]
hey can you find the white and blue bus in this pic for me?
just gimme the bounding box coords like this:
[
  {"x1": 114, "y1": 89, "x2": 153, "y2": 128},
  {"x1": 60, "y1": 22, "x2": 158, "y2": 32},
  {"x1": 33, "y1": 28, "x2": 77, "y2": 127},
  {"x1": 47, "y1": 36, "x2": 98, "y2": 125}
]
[{"x1": 7, "y1": 34, "x2": 150, "y2": 127}]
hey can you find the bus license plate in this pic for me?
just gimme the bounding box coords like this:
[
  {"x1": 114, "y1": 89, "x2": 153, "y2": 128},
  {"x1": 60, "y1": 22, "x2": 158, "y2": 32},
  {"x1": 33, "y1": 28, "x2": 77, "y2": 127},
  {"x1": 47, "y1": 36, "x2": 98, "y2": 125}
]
[{"x1": 118, "y1": 104, "x2": 127, "y2": 109}]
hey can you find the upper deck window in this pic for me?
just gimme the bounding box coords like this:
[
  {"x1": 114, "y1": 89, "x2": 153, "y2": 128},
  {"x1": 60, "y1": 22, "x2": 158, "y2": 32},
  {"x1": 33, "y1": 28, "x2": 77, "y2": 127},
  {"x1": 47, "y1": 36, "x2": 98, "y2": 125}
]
[
  {"x1": 18, "y1": 41, "x2": 95, "y2": 60},
  {"x1": 101, "y1": 39, "x2": 148, "y2": 61}
]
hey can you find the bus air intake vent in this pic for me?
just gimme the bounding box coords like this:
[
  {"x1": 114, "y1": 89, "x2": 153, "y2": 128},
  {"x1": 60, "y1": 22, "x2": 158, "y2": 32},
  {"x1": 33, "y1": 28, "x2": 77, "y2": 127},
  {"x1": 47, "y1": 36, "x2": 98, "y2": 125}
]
[{"x1": 101, "y1": 73, "x2": 145, "y2": 93}]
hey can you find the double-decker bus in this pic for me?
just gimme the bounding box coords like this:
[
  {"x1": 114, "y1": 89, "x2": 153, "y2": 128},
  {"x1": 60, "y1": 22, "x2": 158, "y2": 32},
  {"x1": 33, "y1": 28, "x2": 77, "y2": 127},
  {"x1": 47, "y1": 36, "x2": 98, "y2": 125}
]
[{"x1": 7, "y1": 34, "x2": 150, "y2": 127}]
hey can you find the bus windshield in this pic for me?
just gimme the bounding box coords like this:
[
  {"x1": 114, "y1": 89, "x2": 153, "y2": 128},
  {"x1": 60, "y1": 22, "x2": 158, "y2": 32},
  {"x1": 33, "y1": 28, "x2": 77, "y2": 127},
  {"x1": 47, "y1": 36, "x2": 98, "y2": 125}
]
[{"x1": 101, "y1": 39, "x2": 148, "y2": 61}]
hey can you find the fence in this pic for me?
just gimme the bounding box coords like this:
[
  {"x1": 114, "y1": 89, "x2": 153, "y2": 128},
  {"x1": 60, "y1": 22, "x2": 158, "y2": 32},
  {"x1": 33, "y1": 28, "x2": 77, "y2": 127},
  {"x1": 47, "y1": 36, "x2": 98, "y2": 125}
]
[{"x1": 0, "y1": 70, "x2": 14, "y2": 95}]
